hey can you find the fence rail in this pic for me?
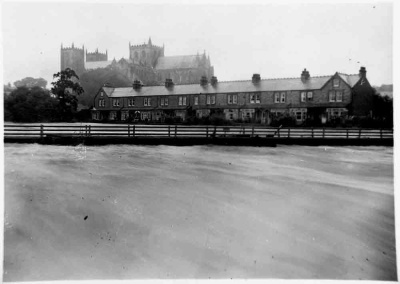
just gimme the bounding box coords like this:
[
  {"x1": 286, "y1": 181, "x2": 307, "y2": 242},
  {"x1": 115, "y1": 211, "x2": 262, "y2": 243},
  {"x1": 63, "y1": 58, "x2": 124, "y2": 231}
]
[{"x1": 3, "y1": 124, "x2": 394, "y2": 140}]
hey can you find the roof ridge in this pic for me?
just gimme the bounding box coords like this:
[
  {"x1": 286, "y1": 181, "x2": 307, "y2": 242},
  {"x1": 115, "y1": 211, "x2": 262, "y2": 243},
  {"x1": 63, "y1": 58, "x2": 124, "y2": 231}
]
[{"x1": 160, "y1": 54, "x2": 198, "y2": 59}]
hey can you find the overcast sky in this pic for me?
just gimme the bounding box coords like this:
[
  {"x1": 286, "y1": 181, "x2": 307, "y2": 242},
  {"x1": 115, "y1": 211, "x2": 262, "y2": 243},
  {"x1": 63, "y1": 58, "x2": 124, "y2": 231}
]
[{"x1": 1, "y1": 2, "x2": 393, "y2": 87}]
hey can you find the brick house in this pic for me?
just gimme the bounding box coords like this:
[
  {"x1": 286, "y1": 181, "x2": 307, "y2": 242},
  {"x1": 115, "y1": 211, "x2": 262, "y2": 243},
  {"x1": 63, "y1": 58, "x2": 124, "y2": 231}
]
[{"x1": 91, "y1": 67, "x2": 374, "y2": 125}]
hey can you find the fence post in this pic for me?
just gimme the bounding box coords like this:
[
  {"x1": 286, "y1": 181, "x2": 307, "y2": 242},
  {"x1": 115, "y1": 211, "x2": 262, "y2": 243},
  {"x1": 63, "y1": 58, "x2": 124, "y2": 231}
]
[
  {"x1": 346, "y1": 129, "x2": 349, "y2": 139},
  {"x1": 168, "y1": 126, "x2": 170, "y2": 137},
  {"x1": 359, "y1": 128, "x2": 362, "y2": 139},
  {"x1": 214, "y1": 126, "x2": 217, "y2": 137},
  {"x1": 277, "y1": 128, "x2": 280, "y2": 138},
  {"x1": 252, "y1": 126, "x2": 255, "y2": 137},
  {"x1": 132, "y1": 125, "x2": 135, "y2": 138},
  {"x1": 322, "y1": 128, "x2": 325, "y2": 139},
  {"x1": 128, "y1": 125, "x2": 130, "y2": 137},
  {"x1": 40, "y1": 124, "x2": 44, "y2": 139},
  {"x1": 288, "y1": 128, "x2": 291, "y2": 138},
  {"x1": 85, "y1": 125, "x2": 87, "y2": 136},
  {"x1": 88, "y1": 125, "x2": 91, "y2": 137},
  {"x1": 243, "y1": 127, "x2": 246, "y2": 135},
  {"x1": 175, "y1": 125, "x2": 177, "y2": 138},
  {"x1": 206, "y1": 126, "x2": 209, "y2": 138},
  {"x1": 311, "y1": 127, "x2": 314, "y2": 138},
  {"x1": 380, "y1": 129, "x2": 383, "y2": 139}
]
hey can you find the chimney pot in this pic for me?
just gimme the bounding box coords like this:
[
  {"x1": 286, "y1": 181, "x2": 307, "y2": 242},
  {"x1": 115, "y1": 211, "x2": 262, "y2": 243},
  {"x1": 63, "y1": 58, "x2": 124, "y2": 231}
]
[
  {"x1": 252, "y1": 73, "x2": 261, "y2": 83},
  {"x1": 359, "y1": 66, "x2": 367, "y2": 78},
  {"x1": 200, "y1": 76, "x2": 208, "y2": 86},
  {"x1": 133, "y1": 80, "x2": 143, "y2": 89},
  {"x1": 301, "y1": 69, "x2": 310, "y2": 82},
  {"x1": 165, "y1": 78, "x2": 174, "y2": 88},
  {"x1": 211, "y1": 76, "x2": 218, "y2": 85}
]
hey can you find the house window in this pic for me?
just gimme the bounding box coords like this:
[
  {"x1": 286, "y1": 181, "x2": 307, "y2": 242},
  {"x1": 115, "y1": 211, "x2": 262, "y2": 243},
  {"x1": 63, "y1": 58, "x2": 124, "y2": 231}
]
[
  {"x1": 329, "y1": 91, "x2": 335, "y2": 102},
  {"x1": 301, "y1": 92, "x2": 306, "y2": 102},
  {"x1": 333, "y1": 79, "x2": 340, "y2": 88},
  {"x1": 100, "y1": 92, "x2": 104, "y2": 97},
  {"x1": 178, "y1": 96, "x2": 187, "y2": 106},
  {"x1": 250, "y1": 94, "x2": 255, "y2": 104},
  {"x1": 228, "y1": 94, "x2": 238, "y2": 104},
  {"x1": 274, "y1": 93, "x2": 280, "y2": 103},
  {"x1": 128, "y1": 98, "x2": 135, "y2": 107},
  {"x1": 98, "y1": 99, "x2": 105, "y2": 107},
  {"x1": 109, "y1": 111, "x2": 117, "y2": 120},
  {"x1": 160, "y1": 98, "x2": 164, "y2": 106},
  {"x1": 207, "y1": 95, "x2": 215, "y2": 105},
  {"x1": 144, "y1": 97, "x2": 151, "y2": 106},
  {"x1": 280, "y1": 92, "x2": 286, "y2": 103},
  {"x1": 336, "y1": 91, "x2": 343, "y2": 102},
  {"x1": 112, "y1": 99, "x2": 120, "y2": 107},
  {"x1": 165, "y1": 97, "x2": 168, "y2": 106},
  {"x1": 121, "y1": 111, "x2": 129, "y2": 121},
  {"x1": 256, "y1": 93, "x2": 260, "y2": 103},
  {"x1": 307, "y1": 92, "x2": 313, "y2": 101},
  {"x1": 194, "y1": 96, "x2": 199, "y2": 105},
  {"x1": 233, "y1": 94, "x2": 237, "y2": 104}
]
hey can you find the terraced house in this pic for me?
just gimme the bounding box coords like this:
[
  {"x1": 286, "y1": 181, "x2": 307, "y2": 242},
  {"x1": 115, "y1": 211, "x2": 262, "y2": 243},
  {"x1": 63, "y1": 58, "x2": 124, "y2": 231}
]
[{"x1": 91, "y1": 67, "x2": 374, "y2": 125}]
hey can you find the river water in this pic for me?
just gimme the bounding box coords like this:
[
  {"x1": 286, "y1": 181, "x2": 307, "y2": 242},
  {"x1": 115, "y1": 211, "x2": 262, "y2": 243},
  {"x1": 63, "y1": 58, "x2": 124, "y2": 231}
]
[{"x1": 3, "y1": 144, "x2": 396, "y2": 281}]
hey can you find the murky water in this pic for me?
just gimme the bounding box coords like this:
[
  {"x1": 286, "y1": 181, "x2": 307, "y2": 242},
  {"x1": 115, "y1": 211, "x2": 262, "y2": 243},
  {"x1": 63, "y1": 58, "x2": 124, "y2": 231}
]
[{"x1": 3, "y1": 144, "x2": 396, "y2": 281}]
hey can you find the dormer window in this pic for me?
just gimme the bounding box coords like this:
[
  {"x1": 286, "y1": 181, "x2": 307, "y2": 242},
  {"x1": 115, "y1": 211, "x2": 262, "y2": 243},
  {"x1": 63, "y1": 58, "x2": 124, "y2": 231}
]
[{"x1": 333, "y1": 79, "x2": 340, "y2": 88}]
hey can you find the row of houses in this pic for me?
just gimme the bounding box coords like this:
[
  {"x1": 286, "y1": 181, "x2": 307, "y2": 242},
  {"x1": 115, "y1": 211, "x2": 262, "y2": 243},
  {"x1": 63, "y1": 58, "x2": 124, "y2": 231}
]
[{"x1": 91, "y1": 67, "x2": 374, "y2": 125}]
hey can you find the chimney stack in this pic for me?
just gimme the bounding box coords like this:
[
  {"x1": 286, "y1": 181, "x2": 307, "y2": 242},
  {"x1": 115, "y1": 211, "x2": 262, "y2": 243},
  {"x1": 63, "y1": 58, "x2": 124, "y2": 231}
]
[
  {"x1": 210, "y1": 76, "x2": 218, "y2": 85},
  {"x1": 200, "y1": 76, "x2": 208, "y2": 86},
  {"x1": 252, "y1": 73, "x2": 261, "y2": 84},
  {"x1": 133, "y1": 79, "x2": 143, "y2": 89},
  {"x1": 359, "y1": 66, "x2": 366, "y2": 78},
  {"x1": 301, "y1": 68, "x2": 310, "y2": 82},
  {"x1": 165, "y1": 78, "x2": 174, "y2": 88}
]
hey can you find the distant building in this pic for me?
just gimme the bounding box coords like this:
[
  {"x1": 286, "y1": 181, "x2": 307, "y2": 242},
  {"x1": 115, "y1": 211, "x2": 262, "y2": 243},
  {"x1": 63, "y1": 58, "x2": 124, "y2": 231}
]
[
  {"x1": 60, "y1": 38, "x2": 214, "y2": 85},
  {"x1": 91, "y1": 67, "x2": 374, "y2": 125}
]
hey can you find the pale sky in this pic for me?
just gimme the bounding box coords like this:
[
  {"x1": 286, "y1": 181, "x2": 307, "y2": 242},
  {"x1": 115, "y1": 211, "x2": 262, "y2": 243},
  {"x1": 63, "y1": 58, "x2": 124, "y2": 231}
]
[{"x1": 1, "y1": 1, "x2": 393, "y2": 87}]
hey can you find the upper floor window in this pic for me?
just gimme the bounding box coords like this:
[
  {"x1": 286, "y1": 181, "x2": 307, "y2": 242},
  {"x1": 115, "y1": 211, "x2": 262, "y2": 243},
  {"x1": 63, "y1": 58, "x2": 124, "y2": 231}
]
[
  {"x1": 228, "y1": 94, "x2": 238, "y2": 104},
  {"x1": 194, "y1": 96, "x2": 199, "y2": 105},
  {"x1": 329, "y1": 90, "x2": 343, "y2": 102},
  {"x1": 207, "y1": 95, "x2": 216, "y2": 105},
  {"x1": 307, "y1": 91, "x2": 313, "y2": 101},
  {"x1": 280, "y1": 92, "x2": 286, "y2": 103},
  {"x1": 128, "y1": 98, "x2": 135, "y2": 106},
  {"x1": 100, "y1": 91, "x2": 104, "y2": 97},
  {"x1": 178, "y1": 96, "x2": 187, "y2": 106},
  {"x1": 274, "y1": 93, "x2": 280, "y2": 103},
  {"x1": 160, "y1": 97, "x2": 169, "y2": 106},
  {"x1": 333, "y1": 79, "x2": 340, "y2": 88},
  {"x1": 98, "y1": 99, "x2": 105, "y2": 107},
  {"x1": 301, "y1": 92, "x2": 306, "y2": 102},
  {"x1": 112, "y1": 99, "x2": 120, "y2": 107},
  {"x1": 250, "y1": 93, "x2": 261, "y2": 104},
  {"x1": 144, "y1": 97, "x2": 151, "y2": 106}
]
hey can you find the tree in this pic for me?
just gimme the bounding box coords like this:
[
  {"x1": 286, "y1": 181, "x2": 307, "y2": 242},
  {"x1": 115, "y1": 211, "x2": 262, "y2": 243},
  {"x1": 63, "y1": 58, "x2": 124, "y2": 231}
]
[
  {"x1": 51, "y1": 68, "x2": 84, "y2": 121},
  {"x1": 14, "y1": 77, "x2": 47, "y2": 89},
  {"x1": 4, "y1": 86, "x2": 59, "y2": 122}
]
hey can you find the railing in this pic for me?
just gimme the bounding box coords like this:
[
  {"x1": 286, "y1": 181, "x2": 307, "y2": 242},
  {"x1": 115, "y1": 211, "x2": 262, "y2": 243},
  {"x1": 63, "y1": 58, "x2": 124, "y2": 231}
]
[{"x1": 3, "y1": 124, "x2": 394, "y2": 140}]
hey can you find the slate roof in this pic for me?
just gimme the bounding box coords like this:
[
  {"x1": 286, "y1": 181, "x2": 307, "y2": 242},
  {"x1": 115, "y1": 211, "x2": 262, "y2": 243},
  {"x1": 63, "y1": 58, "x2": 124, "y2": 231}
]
[
  {"x1": 101, "y1": 73, "x2": 363, "y2": 98},
  {"x1": 338, "y1": 73, "x2": 360, "y2": 87},
  {"x1": 155, "y1": 55, "x2": 200, "y2": 70},
  {"x1": 85, "y1": 60, "x2": 112, "y2": 70}
]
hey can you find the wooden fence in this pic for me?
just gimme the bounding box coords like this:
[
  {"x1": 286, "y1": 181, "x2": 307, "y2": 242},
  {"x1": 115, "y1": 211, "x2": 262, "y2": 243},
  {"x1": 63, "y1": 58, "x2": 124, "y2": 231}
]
[{"x1": 4, "y1": 124, "x2": 394, "y2": 140}]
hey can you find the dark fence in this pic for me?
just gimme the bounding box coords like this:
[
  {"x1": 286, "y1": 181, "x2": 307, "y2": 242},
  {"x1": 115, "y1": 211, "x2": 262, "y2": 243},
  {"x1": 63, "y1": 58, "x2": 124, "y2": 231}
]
[{"x1": 4, "y1": 124, "x2": 394, "y2": 140}]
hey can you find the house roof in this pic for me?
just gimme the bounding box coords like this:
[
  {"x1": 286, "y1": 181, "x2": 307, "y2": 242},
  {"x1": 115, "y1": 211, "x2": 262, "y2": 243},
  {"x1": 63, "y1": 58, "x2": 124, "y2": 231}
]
[
  {"x1": 101, "y1": 73, "x2": 364, "y2": 98},
  {"x1": 338, "y1": 73, "x2": 360, "y2": 87},
  {"x1": 155, "y1": 55, "x2": 201, "y2": 70},
  {"x1": 85, "y1": 60, "x2": 112, "y2": 70}
]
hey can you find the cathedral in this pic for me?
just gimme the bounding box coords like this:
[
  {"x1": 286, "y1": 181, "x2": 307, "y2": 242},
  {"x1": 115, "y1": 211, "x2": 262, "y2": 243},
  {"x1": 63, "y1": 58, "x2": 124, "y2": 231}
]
[{"x1": 60, "y1": 38, "x2": 214, "y2": 85}]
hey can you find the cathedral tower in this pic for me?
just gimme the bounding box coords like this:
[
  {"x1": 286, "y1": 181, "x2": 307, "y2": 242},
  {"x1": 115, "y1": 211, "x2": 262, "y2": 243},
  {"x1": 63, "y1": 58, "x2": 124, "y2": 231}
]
[
  {"x1": 86, "y1": 48, "x2": 108, "y2": 62},
  {"x1": 129, "y1": 37, "x2": 164, "y2": 68},
  {"x1": 60, "y1": 43, "x2": 85, "y2": 74}
]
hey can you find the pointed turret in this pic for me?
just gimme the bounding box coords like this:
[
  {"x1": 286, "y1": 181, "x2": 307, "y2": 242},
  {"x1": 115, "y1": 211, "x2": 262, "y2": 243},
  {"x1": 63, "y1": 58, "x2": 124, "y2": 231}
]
[{"x1": 148, "y1": 37, "x2": 152, "y2": 46}]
